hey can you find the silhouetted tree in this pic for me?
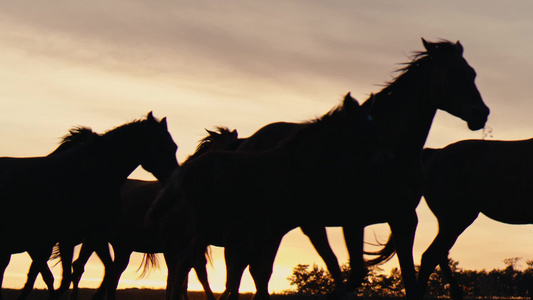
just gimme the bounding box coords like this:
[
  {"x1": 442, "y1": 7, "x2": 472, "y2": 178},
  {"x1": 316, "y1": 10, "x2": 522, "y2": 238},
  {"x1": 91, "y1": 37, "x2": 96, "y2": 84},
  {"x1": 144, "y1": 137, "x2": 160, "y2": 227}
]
[
  {"x1": 286, "y1": 264, "x2": 335, "y2": 295},
  {"x1": 285, "y1": 263, "x2": 404, "y2": 297},
  {"x1": 286, "y1": 257, "x2": 533, "y2": 298}
]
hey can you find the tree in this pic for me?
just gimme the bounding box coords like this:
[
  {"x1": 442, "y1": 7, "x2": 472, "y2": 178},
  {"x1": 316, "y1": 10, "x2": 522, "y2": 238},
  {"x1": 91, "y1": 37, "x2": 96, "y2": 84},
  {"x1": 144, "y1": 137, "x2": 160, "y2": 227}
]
[
  {"x1": 286, "y1": 264, "x2": 335, "y2": 295},
  {"x1": 286, "y1": 257, "x2": 533, "y2": 298},
  {"x1": 285, "y1": 263, "x2": 404, "y2": 297}
]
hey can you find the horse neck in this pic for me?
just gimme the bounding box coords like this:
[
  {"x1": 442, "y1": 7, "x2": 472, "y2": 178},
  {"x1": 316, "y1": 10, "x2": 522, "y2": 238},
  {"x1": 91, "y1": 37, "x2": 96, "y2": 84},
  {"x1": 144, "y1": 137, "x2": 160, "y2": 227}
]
[
  {"x1": 90, "y1": 126, "x2": 146, "y2": 183},
  {"x1": 277, "y1": 118, "x2": 343, "y2": 169},
  {"x1": 365, "y1": 72, "x2": 436, "y2": 158}
]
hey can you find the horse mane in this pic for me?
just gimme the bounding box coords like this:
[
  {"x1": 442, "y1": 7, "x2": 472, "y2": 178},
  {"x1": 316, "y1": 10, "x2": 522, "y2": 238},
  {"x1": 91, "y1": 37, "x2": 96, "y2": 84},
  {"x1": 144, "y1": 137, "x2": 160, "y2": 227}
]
[
  {"x1": 187, "y1": 127, "x2": 239, "y2": 161},
  {"x1": 50, "y1": 127, "x2": 100, "y2": 155},
  {"x1": 101, "y1": 119, "x2": 146, "y2": 139},
  {"x1": 298, "y1": 93, "x2": 359, "y2": 129},
  {"x1": 51, "y1": 114, "x2": 161, "y2": 156},
  {"x1": 363, "y1": 39, "x2": 457, "y2": 111},
  {"x1": 96, "y1": 115, "x2": 165, "y2": 149},
  {"x1": 279, "y1": 93, "x2": 360, "y2": 151}
]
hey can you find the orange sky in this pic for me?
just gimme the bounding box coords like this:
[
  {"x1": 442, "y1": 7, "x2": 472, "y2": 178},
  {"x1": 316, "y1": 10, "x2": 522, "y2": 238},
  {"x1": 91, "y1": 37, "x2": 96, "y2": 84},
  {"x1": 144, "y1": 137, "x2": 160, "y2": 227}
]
[{"x1": 2, "y1": 0, "x2": 533, "y2": 295}]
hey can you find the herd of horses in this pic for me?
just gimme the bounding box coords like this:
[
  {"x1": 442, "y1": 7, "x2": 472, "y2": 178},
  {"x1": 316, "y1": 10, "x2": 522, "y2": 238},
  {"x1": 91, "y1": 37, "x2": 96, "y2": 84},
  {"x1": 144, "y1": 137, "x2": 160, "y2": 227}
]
[{"x1": 5, "y1": 37, "x2": 530, "y2": 300}]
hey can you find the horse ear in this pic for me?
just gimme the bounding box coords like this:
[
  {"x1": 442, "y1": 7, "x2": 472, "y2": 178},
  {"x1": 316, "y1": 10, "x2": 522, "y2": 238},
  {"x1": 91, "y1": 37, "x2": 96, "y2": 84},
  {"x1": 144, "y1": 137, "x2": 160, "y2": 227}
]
[
  {"x1": 205, "y1": 129, "x2": 216, "y2": 136},
  {"x1": 455, "y1": 41, "x2": 464, "y2": 55},
  {"x1": 421, "y1": 38, "x2": 437, "y2": 54},
  {"x1": 369, "y1": 93, "x2": 376, "y2": 106},
  {"x1": 147, "y1": 111, "x2": 156, "y2": 122},
  {"x1": 422, "y1": 38, "x2": 430, "y2": 51},
  {"x1": 160, "y1": 117, "x2": 168, "y2": 129},
  {"x1": 231, "y1": 129, "x2": 238, "y2": 138},
  {"x1": 343, "y1": 92, "x2": 360, "y2": 108},
  {"x1": 343, "y1": 92, "x2": 361, "y2": 119}
]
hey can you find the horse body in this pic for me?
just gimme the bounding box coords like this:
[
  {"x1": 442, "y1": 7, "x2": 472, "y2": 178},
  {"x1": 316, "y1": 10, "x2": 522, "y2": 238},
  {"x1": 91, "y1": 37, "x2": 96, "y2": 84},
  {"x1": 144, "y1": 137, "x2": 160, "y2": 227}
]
[
  {"x1": 0, "y1": 112, "x2": 178, "y2": 300},
  {"x1": 215, "y1": 39, "x2": 489, "y2": 300},
  {"x1": 0, "y1": 145, "x2": 125, "y2": 253},
  {"x1": 110, "y1": 180, "x2": 166, "y2": 251},
  {"x1": 69, "y1": 179, "x2": 168, "y2": 300},
  {"x1": 150, "y1": 94, "x2": 376, "y2": 300},
  {"x1": 418, "y1": 137, "x2": 533, "y2": 298},
  {"x1": 424, "y1": 140, "x2": 533, "y2": 223},
  {"x1": 150, "y1": 39, "x2": 489, "y2": 300},
  {"x1": 70, "y1": 127, "x2": 240, "y2": 300},
  {"x1": 327, "y1": 39, "x2": 489, "y2": 298}
]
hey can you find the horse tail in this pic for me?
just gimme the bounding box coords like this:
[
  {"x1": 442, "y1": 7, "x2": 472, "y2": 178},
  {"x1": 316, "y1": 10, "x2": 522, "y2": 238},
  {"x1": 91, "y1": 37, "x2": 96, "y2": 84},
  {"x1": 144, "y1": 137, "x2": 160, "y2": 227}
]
[
  {"x1": 363, "y1": 233, "x2": 396, "y2": 266},
  {"x1": 145, "y1": 168, "x2": 181, "y2": 227},
  {"x1": 136, "y1": 253, "x2": 160, "y2": 279},
  {"x1": 50, "y1": 243, "x2": 61, "y2": 260},
  {"x1": 205, "y1": 246, "x2": 213, "y2": 267},
  {"x1": 50, "y1": 243, "x2": 63, "y2": 267}
]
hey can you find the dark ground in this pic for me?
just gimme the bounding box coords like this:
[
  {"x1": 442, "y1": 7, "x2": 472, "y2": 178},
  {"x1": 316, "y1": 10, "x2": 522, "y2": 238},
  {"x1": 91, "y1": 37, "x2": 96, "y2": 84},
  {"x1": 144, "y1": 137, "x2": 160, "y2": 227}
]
[
  {"x1": 0, "y1": 289, "x2": 408, "y2": 300},
  {"x1": 1, "y1": 289, "x2": 316, "y2": 300}
]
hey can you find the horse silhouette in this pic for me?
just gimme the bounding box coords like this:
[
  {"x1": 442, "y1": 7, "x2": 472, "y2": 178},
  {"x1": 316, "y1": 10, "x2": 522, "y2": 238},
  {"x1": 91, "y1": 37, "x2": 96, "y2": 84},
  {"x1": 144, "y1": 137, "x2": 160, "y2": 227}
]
[
  {"x1": 12, "y1": 127, "x2": 101, "y2": 300},
  {"x1": 147, "y1": 94, "x2": 380, "y2": 300},
  {"x1": 412, "y1": 138, "x2": 533, "y2": 298},
  {"x1": 217, "y1": 38, "x2": 490, "y2": 300},
  {"x1": 0, "y1": 112, "x2": 178, "y2": 300},
  {"x1": 69, "y1": 127, "x2": 241, "y2": 300},
  {"x1": 148, "y1": 39, "x2": 489, "y2": 300},
  {"x1": 218, "y1": 119, "x2": 363, "y2": 300}
]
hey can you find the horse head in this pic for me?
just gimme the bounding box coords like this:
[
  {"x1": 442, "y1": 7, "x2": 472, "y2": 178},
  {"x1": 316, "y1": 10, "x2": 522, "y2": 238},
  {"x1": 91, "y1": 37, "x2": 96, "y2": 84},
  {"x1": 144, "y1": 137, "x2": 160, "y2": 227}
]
[
  {"x1": 140, "y1": 112, "x2": 178, "y2": 184},
  {"x1": 421, "y1": 38, "x2": 489, "y2": 130}
]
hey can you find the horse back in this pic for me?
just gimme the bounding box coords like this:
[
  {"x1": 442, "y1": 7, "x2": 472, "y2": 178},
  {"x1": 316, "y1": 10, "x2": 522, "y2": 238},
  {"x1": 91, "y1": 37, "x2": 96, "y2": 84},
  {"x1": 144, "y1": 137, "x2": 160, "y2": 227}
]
[
  {"x1": 423, "y1": 138, "x2": 533, "y2": 223},
  {"x1": 238, "y1": 122, "x2": 304, "y2": 151}
]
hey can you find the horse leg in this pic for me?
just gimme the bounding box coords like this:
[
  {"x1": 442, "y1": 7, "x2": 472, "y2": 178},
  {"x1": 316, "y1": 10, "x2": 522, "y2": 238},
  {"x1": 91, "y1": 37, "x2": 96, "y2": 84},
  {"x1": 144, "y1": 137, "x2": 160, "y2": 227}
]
[
  {"x1": 192, "y1": 250, "x2": 216, "y2": 300},
  {"x1": 388, "y1": 210, "x2": 419, "y2": 300},
  {"x1": 300, "y1": 225, "x2": 347, "y2": 298},
  {"x1": 342, "y1": 224, "x2": 366, "y2": 291},
  {"x1": 163, "y1": 251, "x2": 177, "y2": 300},
  {"x1": 0, "y1": 253, "x2": 11, "y2": 300},
  {"x1": 71, "y1": 243, "x2": 95, "y2": 300},
  {"x1": 39, "y1": 261, "x2": 56, "y2": 294},
  {"x1": 105, "y1": 247, "x2": 132, "y2": 300},
  {"x1": 248, "y1": 232, "x2": 283, "y2": 300},
  {"x1": 219, "y1": 242, "x2": 251, "y2": 300},
  {"x1": 417, "y1": 215, "x2": 476, "y2": 300},
  {"x1": 166, "y1": 239, "x2": 198, "y2": 300},
  {"x1": 20, "y1": 247, "x2": 55, "y2": 300},
  {"x1": 92, "y1": 241, "x2": 115, "y2": 300},
  {"x1": 170, "y1": 254, "x2": 193, "y2": 300},
  {"x1": 438, "y1": 257, "x2": 463, "y2": 300},
  {"x1": 181, "y1": 276, "x2": 189, "y2": 300},
  {"x1": 50, "y1": 241, "x2": 75, "y2": 300},
  {"x1": 18, "y1": 259, "x2": 44, "y2": 300}
]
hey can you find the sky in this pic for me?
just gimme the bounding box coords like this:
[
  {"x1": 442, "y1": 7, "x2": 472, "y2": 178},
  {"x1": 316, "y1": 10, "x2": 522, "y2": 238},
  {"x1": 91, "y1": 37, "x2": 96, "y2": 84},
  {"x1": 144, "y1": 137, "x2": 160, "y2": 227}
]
[{"x1": 2, "y1": 0, "x2": 533, "y2": 294}]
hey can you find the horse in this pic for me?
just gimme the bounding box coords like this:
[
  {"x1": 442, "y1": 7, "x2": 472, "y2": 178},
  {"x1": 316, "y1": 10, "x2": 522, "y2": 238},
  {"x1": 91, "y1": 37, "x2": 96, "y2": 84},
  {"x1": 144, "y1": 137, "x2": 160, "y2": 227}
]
[
  {"x1": 413, "y1": 137, "x2": 533, "y2": 298},
  {"x1": 9, "y1": 127, "x2": 102, "y2": 300},
  {"x1": 149, "y1": 38, "x2": 489, "y2": 300},
  {"x1": 0, "y1": 112, "x2": 178, "y2": 300},
  {"x1": 14, "y1": 127, "x2": 154, "y2": 300},
  {"x1": 146, "y1": 93, "x2": 381, "y2": 300},
  {"x1": 217, "y1": 38, "x2": 490, "y2": 300},
  {"x1": 69, "y1": 127, "x2": 242, "y2": 300}
]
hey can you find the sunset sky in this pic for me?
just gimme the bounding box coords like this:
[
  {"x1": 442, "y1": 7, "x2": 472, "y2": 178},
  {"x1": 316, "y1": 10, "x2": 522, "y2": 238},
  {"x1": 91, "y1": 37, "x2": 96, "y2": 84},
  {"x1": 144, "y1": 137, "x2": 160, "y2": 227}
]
[{"x1": 2, "y1": 0, "x2": 533, "y2": 294}]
